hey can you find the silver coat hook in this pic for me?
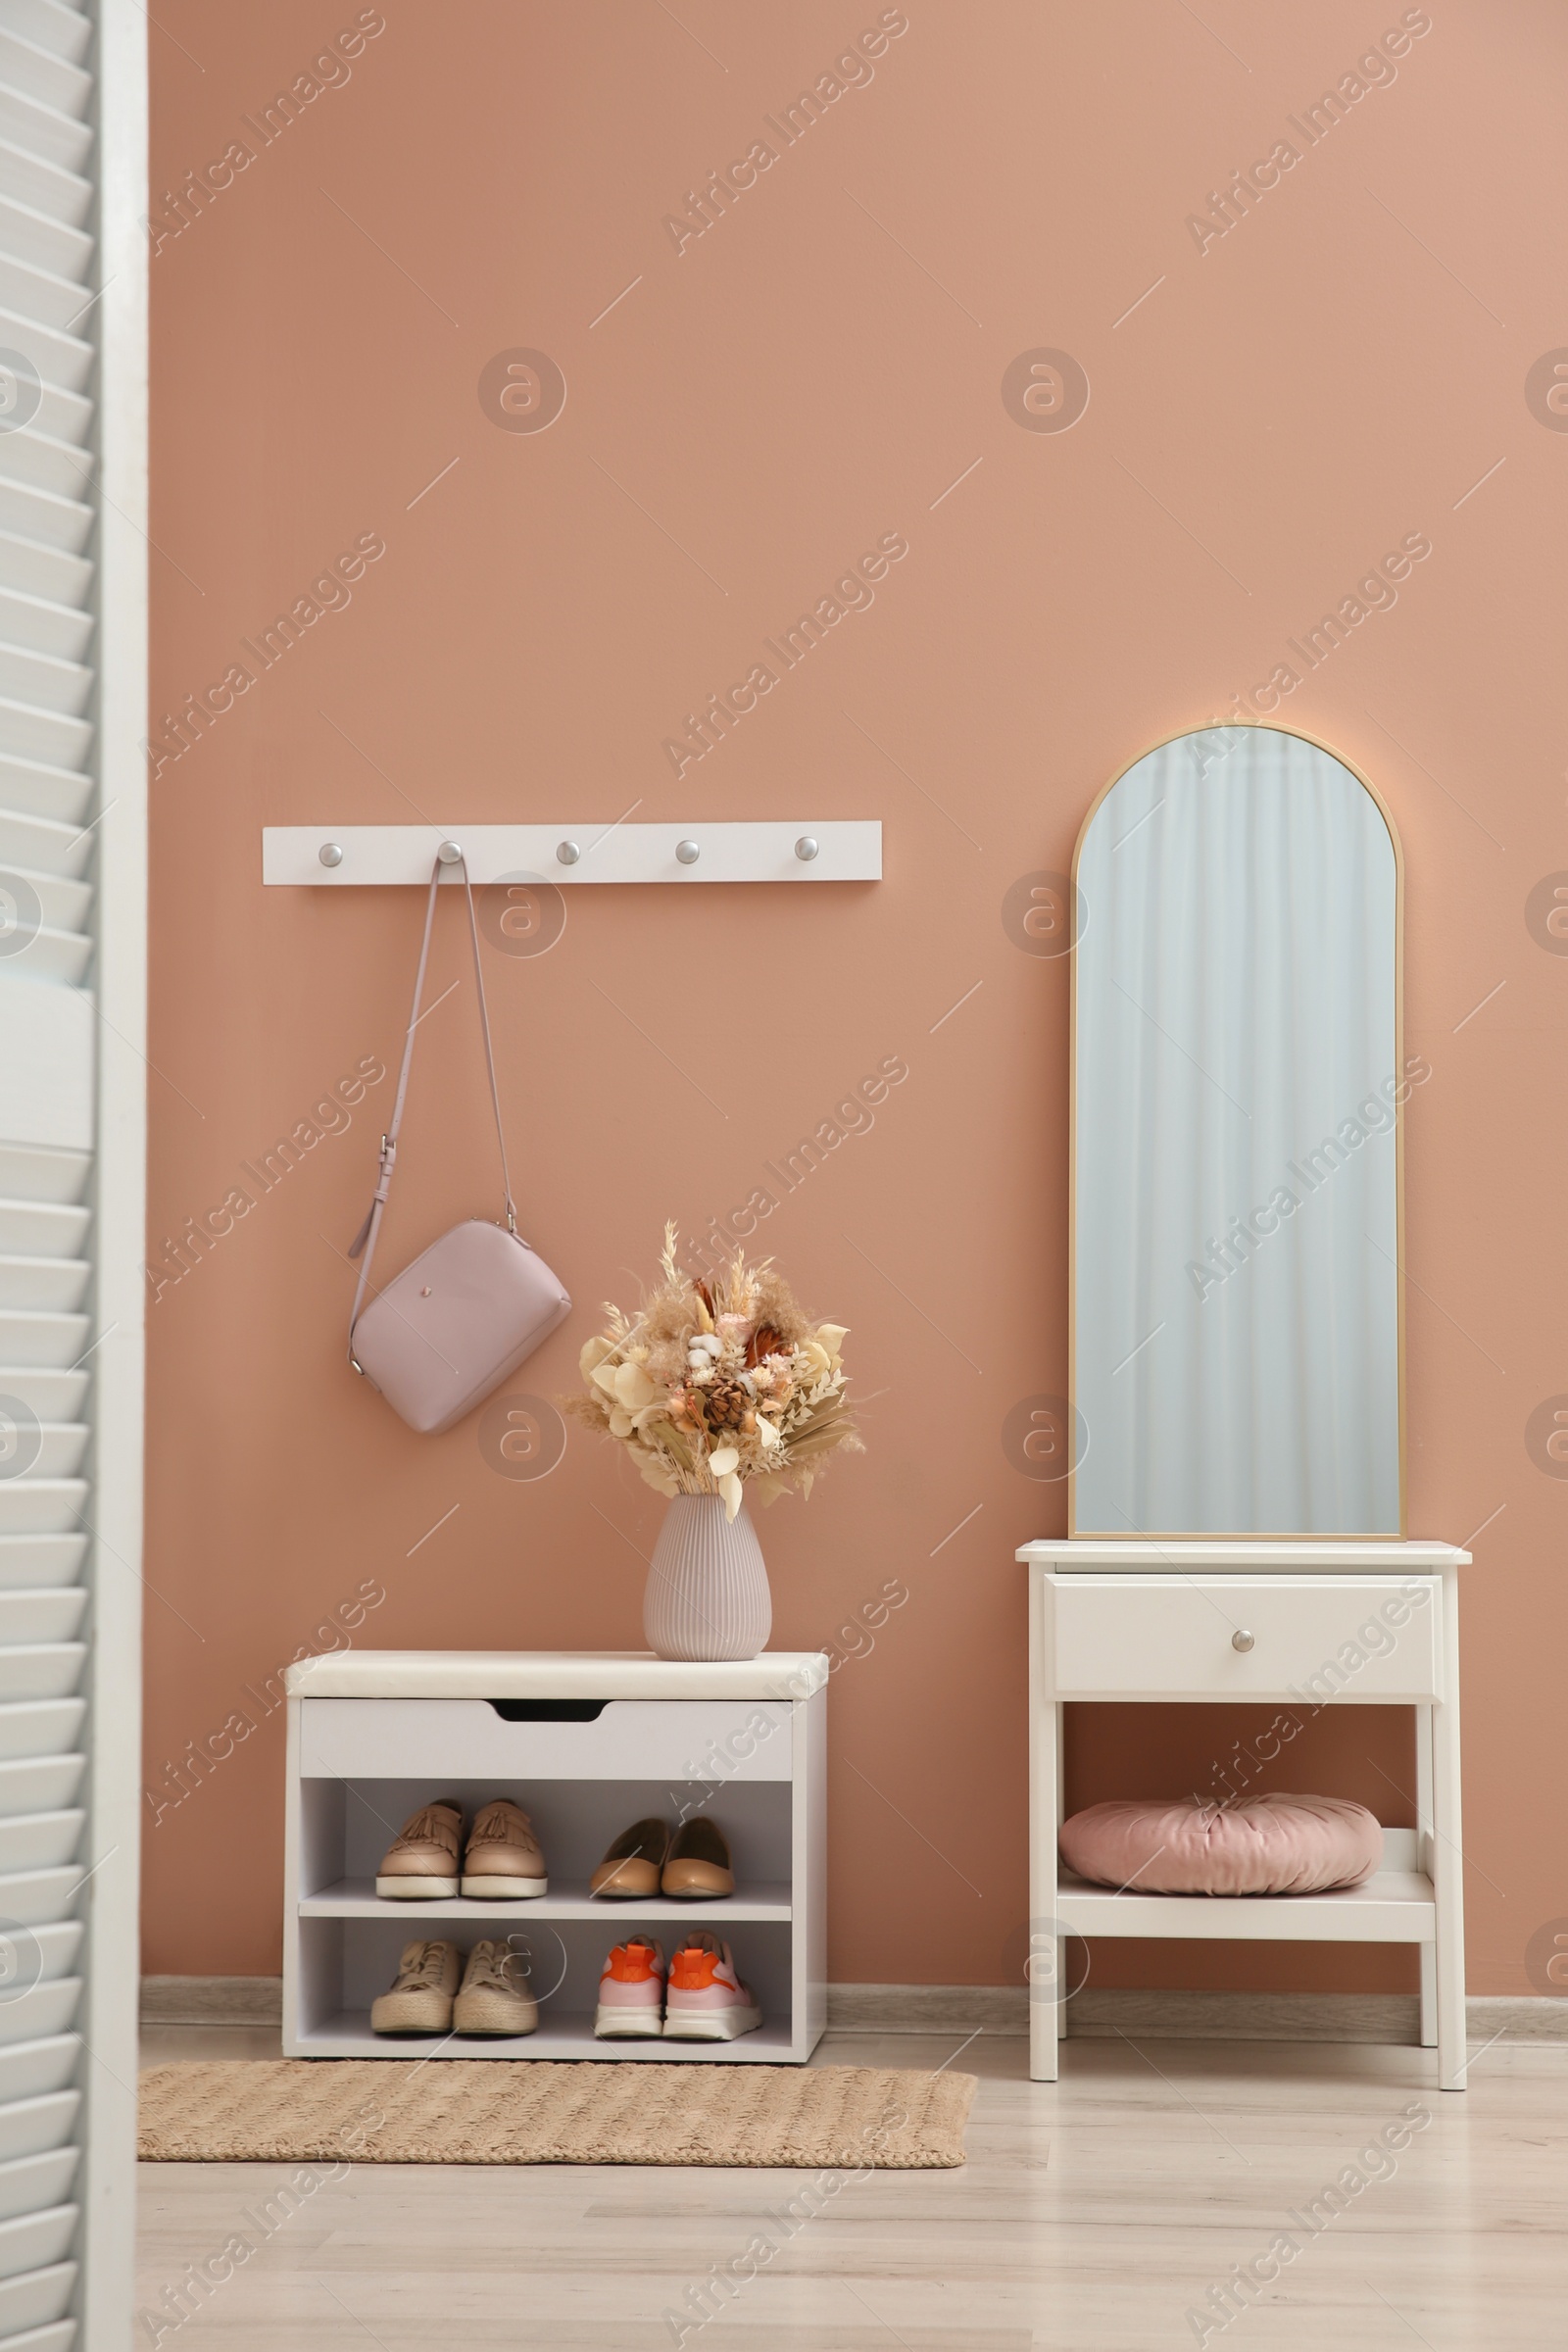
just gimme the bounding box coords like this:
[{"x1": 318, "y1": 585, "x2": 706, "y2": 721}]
[
  {"x1": 675, "y1": 840, "x2": 701, "y2": 865},
  {"x1": 318, "y1": 842, "x2": 343, "y2": 868}
]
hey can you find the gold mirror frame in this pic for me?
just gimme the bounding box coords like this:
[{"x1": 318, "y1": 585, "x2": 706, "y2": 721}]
[{"x1": 1065, "y1": 718, "x2": 1406, "y2": 1540}]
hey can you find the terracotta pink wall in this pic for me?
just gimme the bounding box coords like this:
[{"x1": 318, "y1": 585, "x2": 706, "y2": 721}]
[{"x1": 144, "y1": 0, "x2": 1566, "y2": 1997}]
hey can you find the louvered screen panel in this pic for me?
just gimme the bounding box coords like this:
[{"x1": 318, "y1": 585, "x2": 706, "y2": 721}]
[{"x1": 0, "y1": 0, "x2": 97, "y2": 2341}]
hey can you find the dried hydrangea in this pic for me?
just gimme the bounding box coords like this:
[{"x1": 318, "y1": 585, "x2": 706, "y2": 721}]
[{"x1": 564, "y1": 1223, "x2": 861, "y2": 1519}]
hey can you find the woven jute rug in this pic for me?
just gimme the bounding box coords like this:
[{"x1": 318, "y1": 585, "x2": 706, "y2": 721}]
[{"x1": 138, "y1": 2060, "x2": 975, "y2": 2169}]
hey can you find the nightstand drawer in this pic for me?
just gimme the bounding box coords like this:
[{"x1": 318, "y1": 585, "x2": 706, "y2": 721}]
[{"x1": 1048, "y1": 1574, "x2": 1440, "y2": 1701}]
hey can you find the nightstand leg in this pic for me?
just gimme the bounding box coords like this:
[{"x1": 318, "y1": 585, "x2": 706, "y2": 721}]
[
  {"x1": 1433, "y1": 1575, "x2": 1466, "y2": 2090},
  {"x1": 1029, "y1": 1619, "x2": 1059, "y2": 2082},
  {"x1": 1055, "y1": 1707, "x2": 1068, "y2": 2042},
  {"x1": 1416, "y1": 1704, "x2": 1437, "y2": 2047}
]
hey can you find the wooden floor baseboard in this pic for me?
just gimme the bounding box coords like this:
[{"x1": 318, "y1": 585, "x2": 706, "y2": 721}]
[
  {"x1": 1466, "y1": 1995, "x2": 1568, "y2": 2042},
  {"x1": 823, "y1": 1985, "x2": 1422, "y2": 2040},
  {"x1": 141, "y1": 1975, "x2": 284, "y2": 2027},
  {"x1": 139, "y1": 1976, "x2": 1568, "y2": 2042},
  {"x1": 831, "y1": 1984, "x2": 1568, "y2": 2041},
  {"x1": 827, "y1": 1984, "x2": 1030, "y2": 2035},
  {"x1": 1068, "y1": 1989, "x2": 1419, "y2": 2041}
]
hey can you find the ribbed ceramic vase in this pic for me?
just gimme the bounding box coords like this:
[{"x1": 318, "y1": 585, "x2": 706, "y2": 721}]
[{"x1": 644, "y1": 1494, "x2": 772, "y2": 1661}]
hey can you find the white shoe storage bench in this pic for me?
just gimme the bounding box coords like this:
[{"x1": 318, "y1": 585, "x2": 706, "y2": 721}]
[{"x1": 282, "y1": 1651, "x2": 828, "y2": 2063}]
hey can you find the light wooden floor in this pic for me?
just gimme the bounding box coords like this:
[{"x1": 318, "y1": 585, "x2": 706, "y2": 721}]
[{"x1": 137, "y1": 2024, "x2": 1567, "y2": 2347}]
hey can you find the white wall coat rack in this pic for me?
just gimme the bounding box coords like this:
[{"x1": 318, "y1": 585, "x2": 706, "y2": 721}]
[{"x1": 262, "y1": 822, "x2": 882, "y2": 886}]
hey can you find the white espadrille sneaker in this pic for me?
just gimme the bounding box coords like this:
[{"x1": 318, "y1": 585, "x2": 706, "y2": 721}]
[
  {"x1": 453, "y1": 1938, "x2": 539, "y2": 2036},
  {"x1": 369, "y1": 1939, "x2": 461, "y2": 2034}
]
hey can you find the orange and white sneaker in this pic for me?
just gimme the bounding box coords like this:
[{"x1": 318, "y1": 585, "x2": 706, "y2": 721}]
[
  {"x1": 594, "y1": 1936, "x2": 667, "y2": 2038},
  {"x1": 662, "y1": 1934, "x2": 762, "y2": 2040}
]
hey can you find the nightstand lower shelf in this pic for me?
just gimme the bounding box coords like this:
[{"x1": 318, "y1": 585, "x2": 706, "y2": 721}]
[{"x1": 1054, "y1": 1860, "x2": 1435, "y2": 1943}]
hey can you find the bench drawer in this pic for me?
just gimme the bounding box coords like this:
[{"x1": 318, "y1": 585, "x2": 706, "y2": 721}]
[
  {"x1": 1048, "y1": 1575, "x2": 1440, "y2": 1701},
  {"x1": 299, "y1": 1696, "x2": 793, "y2": 1783}
]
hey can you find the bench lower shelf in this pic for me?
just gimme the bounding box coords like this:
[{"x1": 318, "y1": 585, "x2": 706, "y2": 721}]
[{"x1": 287, "y1": 2013, "x2": 803, "y2": 2062}]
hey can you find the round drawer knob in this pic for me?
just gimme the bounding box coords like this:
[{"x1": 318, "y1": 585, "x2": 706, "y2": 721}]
[{"x1": 1232, "y1": 1629, "x2": 1255, "y2": 1652}]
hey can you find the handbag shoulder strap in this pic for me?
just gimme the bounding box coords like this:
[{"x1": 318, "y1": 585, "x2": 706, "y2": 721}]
[{"x1": 347, "y1": 853, "x2": 516, "y2": 1344}]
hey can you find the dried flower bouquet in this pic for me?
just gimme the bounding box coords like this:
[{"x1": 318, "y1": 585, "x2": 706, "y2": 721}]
[{"x1": 567, "y1": 1224, "x2": 861, "y2": 1520}]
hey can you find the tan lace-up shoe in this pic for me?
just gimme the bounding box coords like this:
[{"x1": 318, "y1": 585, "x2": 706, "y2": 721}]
[
  {"x1": 375, "y1": 1801, "x2": 464, "y2": 1899},
  {"x1": 453, "y1": 1937, "x2": 540, "y2": 2036},
  {"x1": 461, "y1": 1798, "x2": 548, "y2": 1898},
  {"x1": 369, "y1": 1938, "x2": 461, "y2": 2034}
]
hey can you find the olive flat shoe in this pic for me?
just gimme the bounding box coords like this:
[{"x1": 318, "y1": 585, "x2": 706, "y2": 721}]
[
  {"x1": 662, "y1": 1817, "x2": 734, "y2": 1900},
  {"x1": 590, "y1": 1816, "x2": 670, "y2": 1899}
]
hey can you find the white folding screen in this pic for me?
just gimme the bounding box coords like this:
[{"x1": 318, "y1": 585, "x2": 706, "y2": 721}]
[{"x1": 0, "y1": 1, "x2": 145, "y2": 2344}]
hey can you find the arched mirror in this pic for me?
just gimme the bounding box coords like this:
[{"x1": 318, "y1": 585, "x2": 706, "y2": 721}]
[{"x1": 1070, "y1": 723, "x2": 1407, "y2": 1537}]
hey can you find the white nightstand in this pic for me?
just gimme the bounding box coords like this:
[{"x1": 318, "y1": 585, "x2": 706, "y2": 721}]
[
  {"x1": 1018, "y1": 1541, "x2": 1468, "y2": 2090},
  {"x1": 281, "y1": 1650, "x2": 828, "y2": 2063}
]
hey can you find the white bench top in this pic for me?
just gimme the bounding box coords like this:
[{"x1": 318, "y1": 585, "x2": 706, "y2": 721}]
[{"x1": 284, "y1": 1648, "x2": 831, "y2": 1700}]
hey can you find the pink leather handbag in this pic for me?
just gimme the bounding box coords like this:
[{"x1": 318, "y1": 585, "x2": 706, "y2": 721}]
[{"x1": 345, "y1": 853, "x2": 571, "y2": 1434}]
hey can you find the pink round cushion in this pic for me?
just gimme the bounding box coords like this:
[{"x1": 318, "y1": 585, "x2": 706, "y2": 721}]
[{"x1": 1060, "y1": 1792, "x2": 1383, "y2": 1897}]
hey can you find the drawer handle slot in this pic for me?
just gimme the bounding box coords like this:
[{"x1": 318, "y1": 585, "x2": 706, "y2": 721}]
[
  {"x1": 486, "y1": 1699, "x2": 609, "y2": 1723},
  {"x1": 1231, "y1": 1630, "x2": 1255, "y2": 1652}
]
